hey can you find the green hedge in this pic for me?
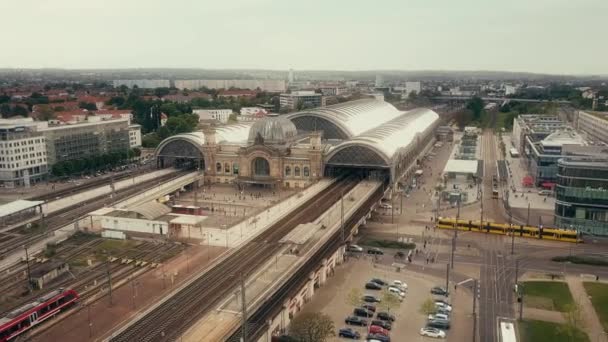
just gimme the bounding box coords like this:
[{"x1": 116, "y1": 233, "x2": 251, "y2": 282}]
[{"x1": 552, "y1": 255, "x2": 608, "y2": 267}]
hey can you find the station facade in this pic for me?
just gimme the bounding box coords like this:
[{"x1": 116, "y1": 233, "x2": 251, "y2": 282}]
[{"x1": 155, "y1": 99, "x2": 441, "y2": 189}]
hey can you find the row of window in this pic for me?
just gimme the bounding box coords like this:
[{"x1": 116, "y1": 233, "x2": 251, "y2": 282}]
[
  {"x1": 0, "y1": 152, "x2": 46, "y2": 161},
  {"x1": 0, "y1": 158, "x2": 46, "y2": 169},
  {"x1": 0, "y1": 138, "x2": 44, "y2": 148},
  {"x1": 285, "y1": 165, "x2": 310, "y2": 177}
]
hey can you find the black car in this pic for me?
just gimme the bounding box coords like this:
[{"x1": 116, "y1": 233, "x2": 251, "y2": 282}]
[
  {"x1": 371, "y1": 320, "x2": 392, "y2": 330},
  {"x1": 345, "y1": 315, "x2": 367, "y2": 326},
  {"x1": 365, "y1": 282, "x2": 382, "y2": 290},
  {"x1": 362, "y1": 303, "x2": 376, "y2": 312},
  {"x1": 376, "y1": 312, "x2": 396, "y2": 321},
  {"x1": 431, "y1": 286, "x2": 449, "y2": 296},
  {"x1": 354, "y1": 307, "x2": 374, "y2": 317},
  {"x1": 339, "y1": 328, "x2": 361, "y2": 339},
  {"x1": 370, "y1": 278, "x2": 387, "y2": 286},
  {"x1": 367, "y1": 248, "x2": 384, "y2": 255},
  {"x1": 367, "y1": 333, "x2": 390, "y2": 342},
  {"x1": 363, "y1": 295, "x2": 381, "y2": 303}
]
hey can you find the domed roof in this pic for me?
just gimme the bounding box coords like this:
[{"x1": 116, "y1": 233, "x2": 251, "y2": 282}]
[{"x1": 247, "y1": 114, "x2": 298, "y2": 145}]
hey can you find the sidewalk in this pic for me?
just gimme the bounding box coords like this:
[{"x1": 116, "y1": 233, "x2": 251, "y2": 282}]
[{"x1": 566, "y1": 275, "x2": 607, "y2": 342}]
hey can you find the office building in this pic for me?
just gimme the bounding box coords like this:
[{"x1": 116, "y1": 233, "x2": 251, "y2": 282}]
[
  {"x1": 0, "y1": 118, "x2": 48, "y2": 188},
  {"x1": 174, "y1": 80, "x2": 286, "y2": 93},
  {"x1": 288, "y1": 69, "x2": 294, "y2": 83},
  {"x1": 575, "y1": 110, "x2": 608, "y2": 144},
  {"x1": 525, "y1": 129, "x2": 586, "y2": 186},
  {"x1": 555, "y1": 157, "x2": 608, "y2": 236},
  {"x1": 511, "y1": 115, "x2": 565, "y2": 152},
  {"x1": 279, "y1": 91, "x2": 324, "y2": 111},
  {"x1": 112, "y1": 80, "x2": 171, "y2": 89},
  {"x1": 41, "y1": 117, "x2": 132, "y2": 165},
  {"x1": 193, "y1": 109, "x2": 232, "y2": 124},
  {"x1": 129, "y1": 124, "x2": 142, "y2": 148}
]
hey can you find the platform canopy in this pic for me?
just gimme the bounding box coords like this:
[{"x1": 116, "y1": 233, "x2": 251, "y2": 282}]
[
  {"x1": 443, "y1": 160, "x2": 479, "y2": 175},
  {"x1": 0, "y1": 200, "x2": 43, "y2": 217}
]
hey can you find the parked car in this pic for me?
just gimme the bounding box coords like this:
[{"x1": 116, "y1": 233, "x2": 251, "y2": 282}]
[
  {"x1": 379, "y1": 203, "x2": 392, "y2": 209},
  {"x1": 387, "y1": 286, "x2": 406, "y2": 298},
  {"x1": 392, "y1": 280, "x2": 408, "y2": 290},
  {"x1": 431, "y1": 286, "x2": 449, "y2": 296},
  {"x1": 368, "y1": 325, "x2": 389, "y2": 336},
  {"x1": 365, "y1": 282, "x2": 382, "y2": 290},
  {"x1": 428, "y1": 313, "x2": 450, "y2": 321},
  {"x1": 347, "y1": 245, "x2": 364, "y2": 253},
  {"x1": 339, "y1": 327, "x2": 361, "y2": 339},
  {"x1": 363, "y1": 295, "x2": 381, "y2": 303},
  {"x1": 367, "y1": 248, "x2": 384, "y2": 255},
  {"x1": 371, "y1": 320, "x2": 392, "y2": 330},
  {"x1": 367, "y1": 333, "x2": 391, "y2": 342},
  {"x1": 420, "y1": 327, "x2": 446, "y2": 338},
  {"x1": 538, "y1": 190, "x2": 553, "y2": 196},
  {"x1": 376, "y1": 312, "x2": 396, "y2": 322},
  {"x1": 427, "y1": 319, "x2": 451, "y2": 330},
  {"x1": 362, "y1": 304, "x2": 377, "y2": 312},
  {"x1": 354, "y1": 307, "x2": 374, "y2": 317},
  {"x1": 434, "y1": 299, "x2": 450, "y2": 306},
  {"x1": 345, "y1": 316, "x2": 368, "y2": 326},
  {"x1": 434, "y1": 302, "x2": 452, "y2": 312},
  {"x1": 370, "y1": 278, "x2": 387, "y2": 286}
]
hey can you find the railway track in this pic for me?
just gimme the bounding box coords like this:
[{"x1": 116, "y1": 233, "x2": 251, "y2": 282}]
[
  {"x1": 109, "y1": 177, "x2": 358, "y2": 342},
  {"x1": 229, "y1": 182, "x2": 384, "y2": 341},
  {"x1": 0, "y1": 170, "x2": 188, "y2": 258}
]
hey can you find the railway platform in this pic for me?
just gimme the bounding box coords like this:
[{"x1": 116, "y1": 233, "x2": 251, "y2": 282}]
[{"x1": 180, "y1": 180, "x2": 381, "y2": 341}]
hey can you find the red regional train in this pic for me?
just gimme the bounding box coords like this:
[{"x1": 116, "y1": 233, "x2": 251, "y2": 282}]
[{"x1": 0, "y1": 288, "x2": 79, "y2": 341}]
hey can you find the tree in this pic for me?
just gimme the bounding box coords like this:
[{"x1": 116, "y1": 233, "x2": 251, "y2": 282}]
[
  {"x1": 408, "y1": 90, "x2": 418, "y2": 101},
  {"x1": 154, "y1": 87, "x2": 171, "y2": 98},
  {"x1": 288, "y1": 312, "x2": 335, "y2": 342},
  {"x1": 79, "y1": 102, "x2": 97, "y2": 111},
  {"x1": 466, "y1": 96, "x2": 484, "y2": 121},
  {"x1": 346, "y1": 288, "x2": 365, "y2": 308},
  {"x1": 36, "y1": 104, "x2": 56, "y2": 121},
  {"x1": 559, "y1": 303, "x2": 583, "y2": 340},
  {"x1": 142, "y1": 133, "x2": 162, "y2": 148},
  {"x1": 380, "y1": 289, "x2": 402, "y2": 313},
  {"x1": 0, "y1": 103, "x2": 10, "y2": 118},
  {"x1": 12, "y1": 105, "x2": 28, "y2": 117},
  {"x1": 228, "y1": 113, "x2": 238, "y2": 122},
  {"x1": 419, "y1": 298, "x2": 436, "y2": 315},
  {"x1": 131, "y1": 147, "x2": 142, "y2": 157}
]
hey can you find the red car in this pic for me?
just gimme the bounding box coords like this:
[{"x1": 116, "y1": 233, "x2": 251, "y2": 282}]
[{"x1": 369, "y1": 324, "x2": 389, "y2": 336}]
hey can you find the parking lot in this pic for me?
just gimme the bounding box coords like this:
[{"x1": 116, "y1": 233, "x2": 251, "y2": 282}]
[{"x1": 300, "y1": 254, "x2": 474, "y2": 341}]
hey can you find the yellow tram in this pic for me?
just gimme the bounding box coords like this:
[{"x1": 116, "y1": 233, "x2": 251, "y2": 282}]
[{"x1": 436, "y1": 217, "x2": 582, "y2": 243}]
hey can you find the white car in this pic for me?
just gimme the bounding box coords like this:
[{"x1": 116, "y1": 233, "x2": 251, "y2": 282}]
[
  {"x1": 379, "y1": 203, "x2": 392, "y2": 209},
  {"x1": 434, "y1": 302, "x2": 452, "y2": 312},
  {"x1": 392, "y1": 280, "x2": 408, "y2": 290},
  {"x1": 420, "y1": 327, "x2": 446, "y2": 338},
  {"x1": 388, "y1": 286, "x2": 406, "y2": 298},
  {"x1": 428, "y1": 313, "x2": 450, "y2": 321}
]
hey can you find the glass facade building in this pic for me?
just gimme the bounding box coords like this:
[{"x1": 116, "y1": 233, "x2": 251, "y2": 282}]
[{"x1": 555, "y1": 157, "x2": 608, "y2": 236}]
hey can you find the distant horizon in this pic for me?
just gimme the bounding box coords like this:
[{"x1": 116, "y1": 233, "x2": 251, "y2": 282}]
[{"x1": 1, "y1": 67, "x2": 606, "y2": 79}]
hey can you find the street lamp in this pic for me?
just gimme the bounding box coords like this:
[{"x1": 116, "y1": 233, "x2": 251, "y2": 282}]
[{"x1": 456, "y1": 278, "x2": 478, "y2": 342}]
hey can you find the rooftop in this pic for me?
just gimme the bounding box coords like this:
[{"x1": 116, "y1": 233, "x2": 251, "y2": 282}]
[
  {"x1": 443, "y1": 159, "x2": 479, "y2": 174},
  {"x1": 0, "y1": 199, "x2": 43, "y2": 217}
]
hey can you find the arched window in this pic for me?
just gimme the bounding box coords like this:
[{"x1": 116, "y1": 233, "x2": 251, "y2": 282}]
[
  {"x1": 224, "y1": 162, "x2": 230, "y2": 174},
  {"x1": 303, "y1": 166, "x2": 310, "y2": 177},
  {"x1": 294, "y1": 166, "x2": 301, "y2": 177},
  {"x1": 252, "y1": 157, "x2": 270, "y2": 176},
  {"x1": 285, "y1": 166, "x2": 291, "y2": 177},
  {"x1": 233, "y1": 163, "x2": 239, "y2": 175},
  {"x1": 216, "y1": 162, "x2": 222, "y2": 172}
]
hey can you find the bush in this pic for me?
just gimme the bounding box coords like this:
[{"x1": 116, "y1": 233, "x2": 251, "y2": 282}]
[{"x1": 552, "y1": 255, "x2": 608, "y2": 267}]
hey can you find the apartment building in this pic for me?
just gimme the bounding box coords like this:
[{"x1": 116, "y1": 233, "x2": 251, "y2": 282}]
[
  {"x1": 279, "y1": 91, "x2": 324, "y2": 110},
  {"x1": 575, "y1": 110, "x2": 608, "y2": 144},
  {"x1": 0, "y1": 118, "x2": 48, "y2": 187},
  {"x1": 193, "y1": 109, "x2": 232, "y2": 123}
]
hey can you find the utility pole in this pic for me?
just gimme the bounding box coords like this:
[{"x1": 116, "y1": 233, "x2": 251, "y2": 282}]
[
  {"x1": 391, "y1": 187, "x2": 394, "y2": 224},
  {"x1": 341, "y1": 189, "x2": 345, "y2": 244},
  {"x1": 472, "y1": 279, "x2": 477, "y2": 342},
  {"x1": 88, "y1": 304, "x2": 93, "y2": 338},
  {"x1": 445, "y1": 263, "x2": 450, "y2": 292},
  {"x1": 526, "y1": 202, "x2": 530, "y2": 226},
  {"x1": 519, "y1": 284, "x2": 524, "y2": 320},
  {"x1": 510, "y1": 212, "x2": 515, "y2": 255},
  {"x1": 106, "y1": 256, "x2": 113, "y2": 306},
  {"x1": 24, "y1": 245, "x2": 32, "y2": 291},
  {"x1": 451, "y1": 237, "x2": 456, "y2": 269},
  {"x1": 515, "y1": 259, "x2": 519, "y2": 285},
  {"x1": 240, "y1": 273, "x2": 248, "y2": 342},
  {"x1": 480, "y1": 187, "x2": 484, "y2": 232}
]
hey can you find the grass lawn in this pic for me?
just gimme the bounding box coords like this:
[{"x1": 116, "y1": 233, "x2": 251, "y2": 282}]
[
  {"x1": 519, "y1": 320, "x2": 589, "y2": 342},
  {"x1": 583, "y1": 282, "x2": 608, "y2": 331},
  {"x1": 522, "y1": 281, "x2": 574, "y2": 312}
]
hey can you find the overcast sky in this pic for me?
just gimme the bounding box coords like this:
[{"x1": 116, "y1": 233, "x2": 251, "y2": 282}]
[{"x1": 1, "y1": 0, "x2": 606, "y2": 75}]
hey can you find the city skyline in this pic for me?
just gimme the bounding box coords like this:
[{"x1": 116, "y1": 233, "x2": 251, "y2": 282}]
[{"x1": 1, "y1": 0, "x2": 607, "y2": 75}]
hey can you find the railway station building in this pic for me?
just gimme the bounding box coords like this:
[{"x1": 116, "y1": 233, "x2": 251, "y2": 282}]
[{"x1": 155, "y1": 99, "x2": 441, "y2": 189}]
